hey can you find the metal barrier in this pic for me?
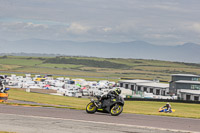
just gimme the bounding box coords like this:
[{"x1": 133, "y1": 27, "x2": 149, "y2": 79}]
[{"x1": 124, "y1": 98, "x2": 200, "y2": 104}]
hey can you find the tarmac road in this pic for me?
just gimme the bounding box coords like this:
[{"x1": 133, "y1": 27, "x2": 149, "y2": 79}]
[{"x1": 0, "y1": 104, "x2": 199, "y2": 133}]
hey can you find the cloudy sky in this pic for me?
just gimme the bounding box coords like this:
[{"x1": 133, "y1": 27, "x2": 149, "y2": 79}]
[{"x1": 0, "y1": 0, "x2": 200, "y2": 45}]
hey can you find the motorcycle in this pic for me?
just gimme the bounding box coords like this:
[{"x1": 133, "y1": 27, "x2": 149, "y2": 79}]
[
  {"x1": 0, "y1": 87, "x2": 10, "y2": 103},
  {"x1": 158, "y1": 107, "x2": 175, "y2": 113},
  {"x1": 86, "y1": 95, "x2": 124, "y2": 116}
]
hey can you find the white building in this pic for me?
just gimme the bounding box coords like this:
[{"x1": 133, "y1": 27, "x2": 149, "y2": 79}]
[
  {"x1": 178, "y1": 89, "x2": 200, "y2": 101},
  {"x1": 118, "y1": 79, "x2": 169, "y2": 96},
  {"x1": 136, "y1": 82, "x2": 169, "y2": 96}
]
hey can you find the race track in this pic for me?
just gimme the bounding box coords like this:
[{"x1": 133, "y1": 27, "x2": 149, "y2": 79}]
[{"x1": 0, "y1": 104, "x2": 199, "y2": 133}]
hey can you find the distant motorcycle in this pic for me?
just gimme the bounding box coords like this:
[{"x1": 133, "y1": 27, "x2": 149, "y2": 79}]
[
  {"x1": 158, "y1": 107, "x2": 175, "y2": 113},
  {"x1": 86, "y1": 95, "x2": 124, "y2": 116},
  {"x1": 0, "y1": 88, "x2": 9, "y2": 103}
]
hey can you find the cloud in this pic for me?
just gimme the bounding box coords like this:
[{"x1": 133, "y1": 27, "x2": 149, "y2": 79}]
[
  {"x1": 102, "y1": 27, "x2": 112, "y2": 32},
  {"x1": 148, "y1": 4, "x2": 186, "y2": 12},
  {"x1": 66, "y1": 22, "x2": 89, "y2": 34},
  {"x1": 1, "y1": 0, "x2": 200, "y2": 45},
  {"x1": 144, "y1": 34, "x2": 179, "y2": 39},
  {"x1": 0, "y1": 22, "x2": 48, "y2": 31},
  {"x1": 187, "y1": 23, "x2": 200, "y2": 33},
  {"x1": 113, "y1": 21, "x2": 137, "y2": 34},
  {"x1": 24, "y1": 22, "x2": 48, "y2": 29}
]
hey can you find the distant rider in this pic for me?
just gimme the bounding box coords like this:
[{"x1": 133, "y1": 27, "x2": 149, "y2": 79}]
[
  {"x1": 162, "y1": 102, "x2": 172, "y2": 112},
  {"x1": 99, "y1": 88, "x2": 121, "y2": 108}
]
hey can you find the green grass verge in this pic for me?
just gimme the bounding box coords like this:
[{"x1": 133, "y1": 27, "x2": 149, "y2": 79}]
[
  {"x1": 6, "y1": 89, "x2": 200, "y2": 119},
  {"x1": 8, "y1": 88, "x2": 89, "y2": 110},
  {"x1": 0, "y1": 59, "x2": 43, "y2": 66}
]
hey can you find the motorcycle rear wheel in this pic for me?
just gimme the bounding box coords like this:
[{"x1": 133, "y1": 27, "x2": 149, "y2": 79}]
[
  {"x1": 86, "y1": 102, "x2": 97, "y2": 114},
  {"x1": 110, "y1": 105, "x2": 123, "y2": 116}
]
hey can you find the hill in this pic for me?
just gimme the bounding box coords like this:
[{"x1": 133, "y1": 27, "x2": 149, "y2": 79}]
[
  {"x1": 1, "y1": 39, "x2": 200, "y2": 63},
  {"x1": 0, "y1": 56, "x2": 200, "y2": 81}
]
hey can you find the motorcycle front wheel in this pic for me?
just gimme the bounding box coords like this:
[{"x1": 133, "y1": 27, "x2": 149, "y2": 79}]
[
  {"x1": 110, "y1": 104, "x2": 123, "y2": 116},
  {"x1": 86, "y1": 102, "x2": 97, "y2": 114}
]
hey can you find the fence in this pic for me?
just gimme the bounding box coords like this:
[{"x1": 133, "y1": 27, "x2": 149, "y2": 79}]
[{"x1": 124, "y1": 97, "x2": 200, "y2": 104}]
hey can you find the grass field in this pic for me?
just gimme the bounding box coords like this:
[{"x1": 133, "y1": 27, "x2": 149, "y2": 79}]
[
  {"x1": 5, "y1": 88, "x2": 200, "y2": 119},
  {"x1": 1, "y1": 55, "x2": 200, "y2": 81}
]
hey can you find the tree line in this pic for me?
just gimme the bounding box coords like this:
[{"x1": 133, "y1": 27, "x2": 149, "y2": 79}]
[{"x1": 43, "y1": 57, "x2": 129, "y2": 69}]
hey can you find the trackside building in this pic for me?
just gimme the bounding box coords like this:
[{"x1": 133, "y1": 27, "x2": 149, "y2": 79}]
[
  {"x1": 119, "y1": 74, "x2": 200, "y2": 101},
  {"x1": 169, "y1": 74, "x2": 200, "y2": 93},
  {"x1": 177, "y1": 89, "x2": 200, "y2": 101},
  {"x1": 118, "y1": 79, "x2": 169, "y2": 96},
  {"x1": 169, "y1": 74, "x2": 200, "y2": 101}
]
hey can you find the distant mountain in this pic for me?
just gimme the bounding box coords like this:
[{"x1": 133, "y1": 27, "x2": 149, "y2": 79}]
[{"x1": 1, "y1": 39, "x2": 200, "y2": 63}]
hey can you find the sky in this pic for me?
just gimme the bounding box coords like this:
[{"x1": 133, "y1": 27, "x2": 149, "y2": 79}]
[{"x1": 0, "y1": 0, "x2": 200, "y2": 46}]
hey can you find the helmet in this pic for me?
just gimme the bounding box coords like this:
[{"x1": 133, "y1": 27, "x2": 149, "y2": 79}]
[{"x1": 114, "y1": 88, "x2": 121, "y2": 95}]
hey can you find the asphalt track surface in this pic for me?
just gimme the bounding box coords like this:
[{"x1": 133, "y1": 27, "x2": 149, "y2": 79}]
[{"x1": 0, "y1": 104, "x2": 199, "y2": 133}]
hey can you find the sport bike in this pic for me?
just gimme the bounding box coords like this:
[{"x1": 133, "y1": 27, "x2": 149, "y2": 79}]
[{"x1": 86, "y1": 95, "x2": 124, "y2": 116}]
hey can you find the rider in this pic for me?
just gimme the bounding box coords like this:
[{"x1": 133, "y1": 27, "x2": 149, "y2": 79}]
[
  {"x1": 0, "y1": 76, "x2": 5, "y2": 93},
  {"x1": 99, "y1": 88, "x2": 121, "y2": 108},
  {"x1": 162, "y1": 102, "x2": 172, "y2": 112}
]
